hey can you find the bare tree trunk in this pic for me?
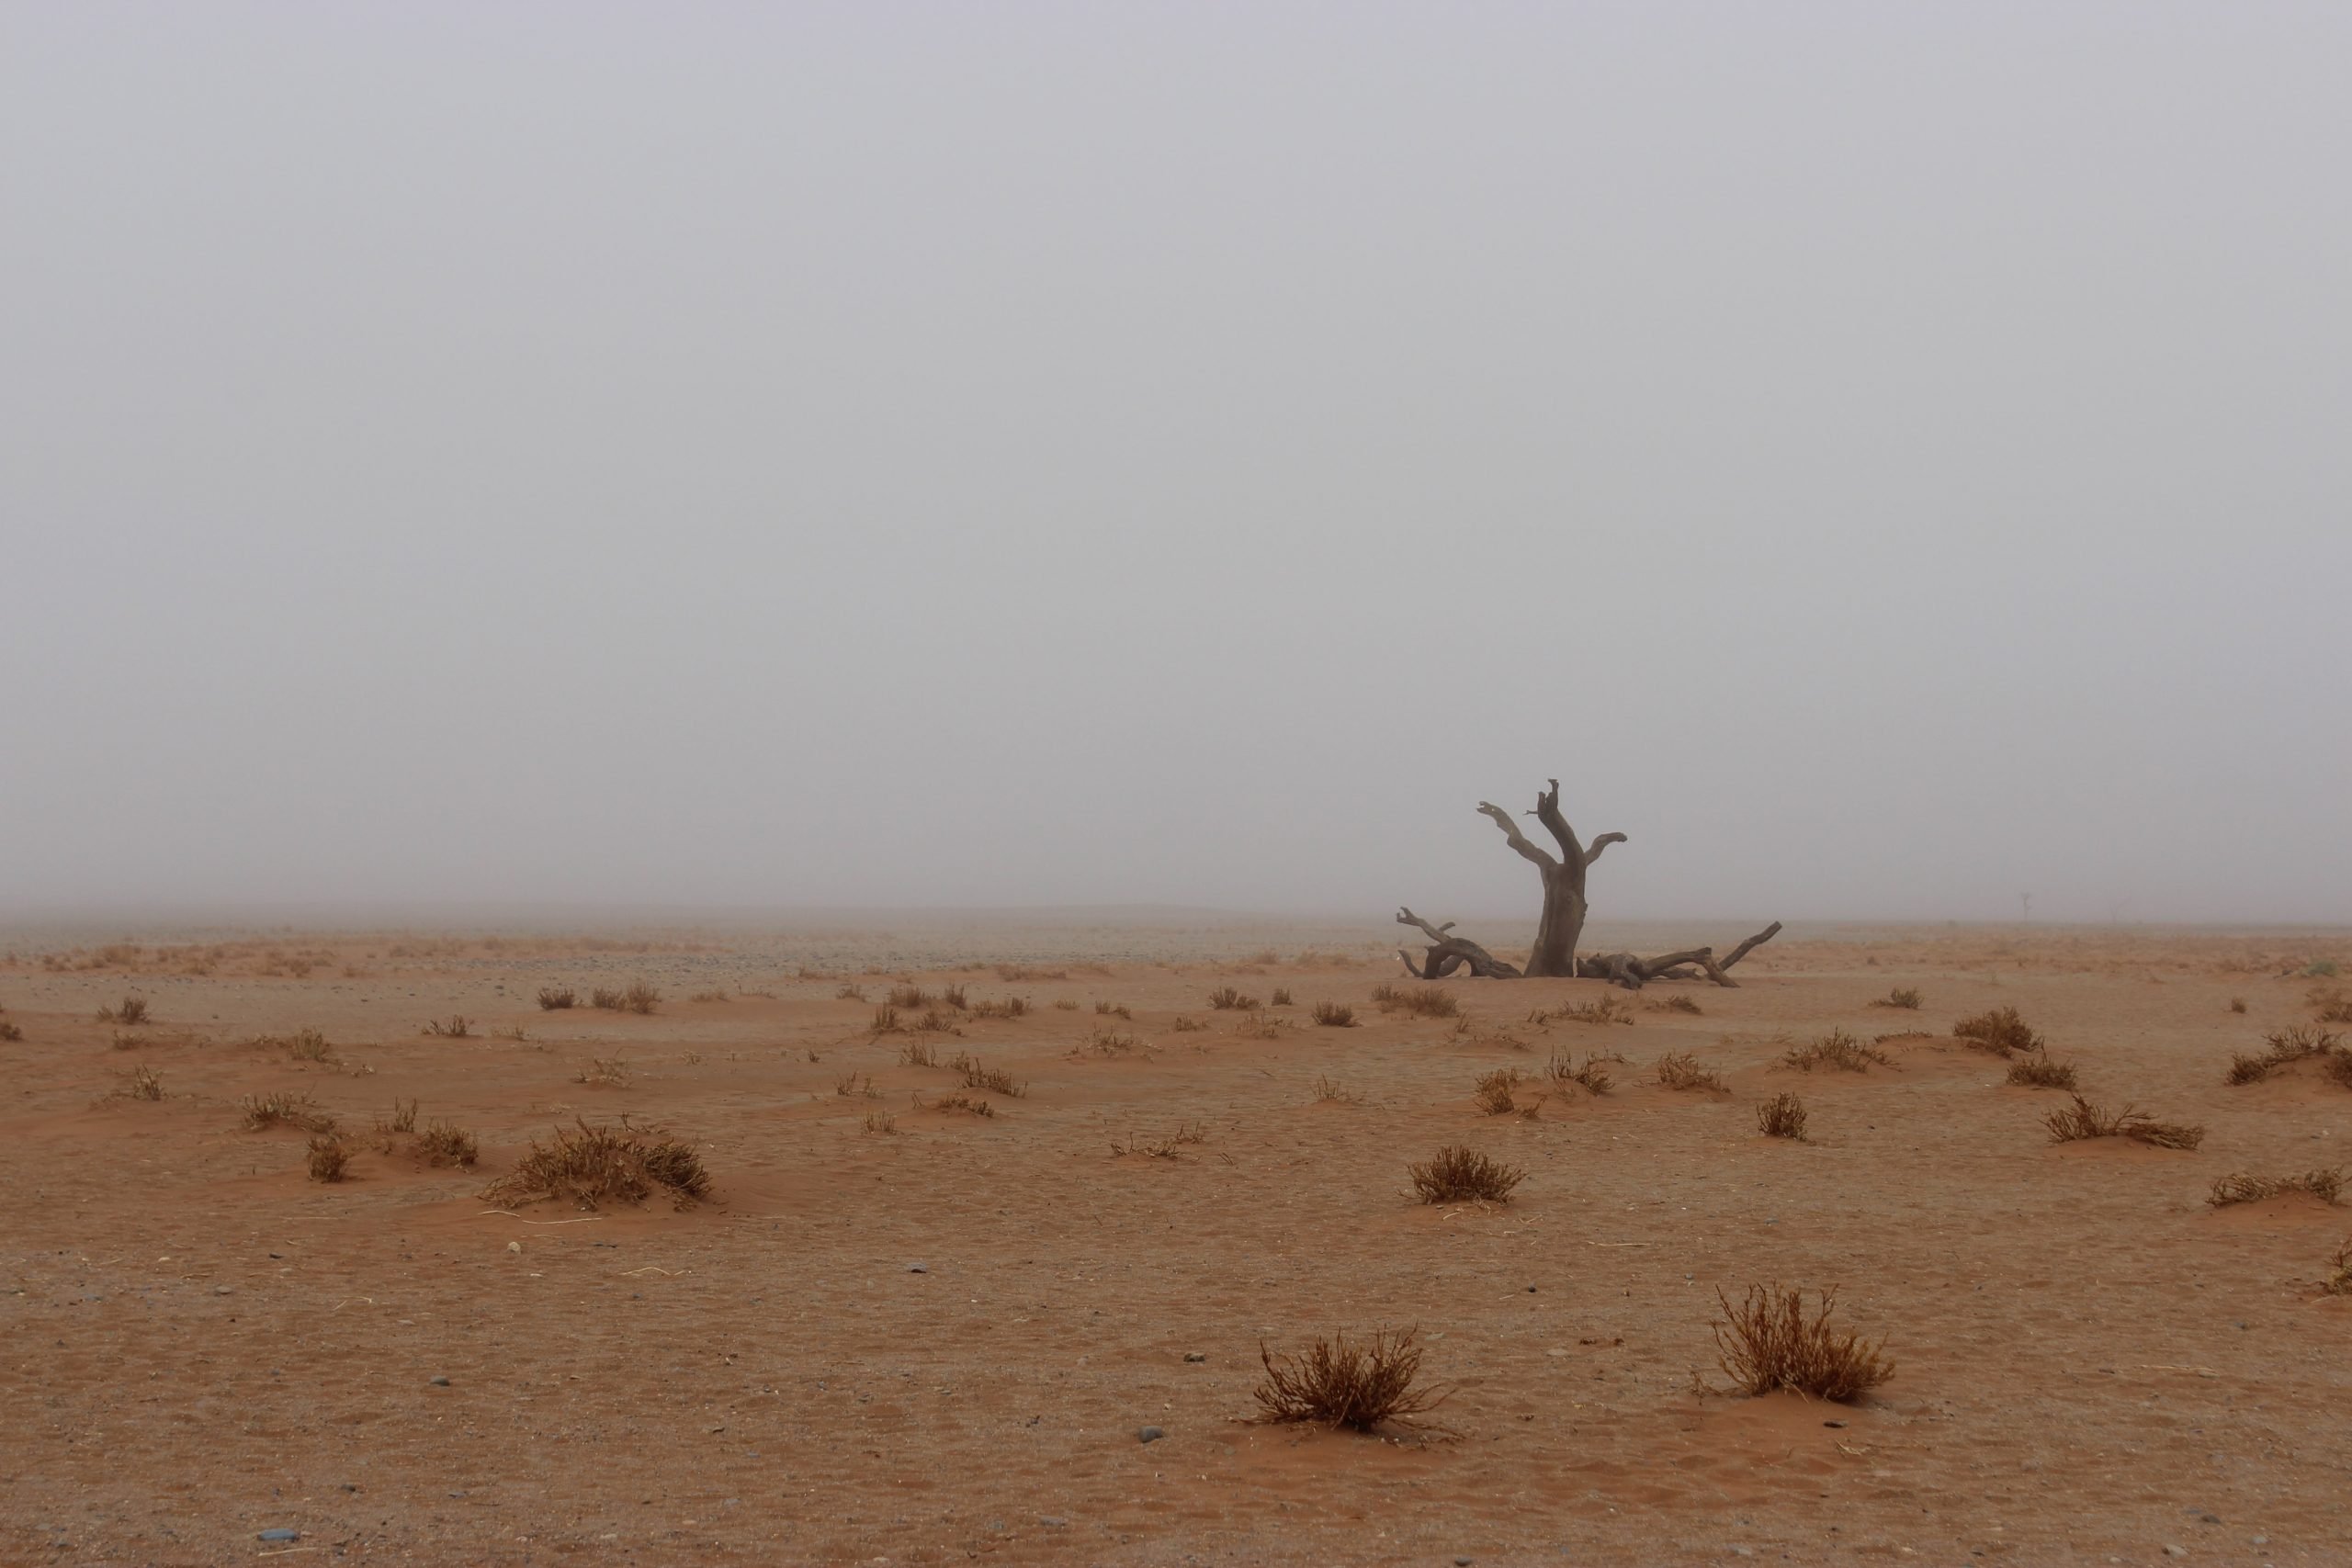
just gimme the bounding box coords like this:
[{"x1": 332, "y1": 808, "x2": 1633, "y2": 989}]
[{"x1": 1475, "y1": 779, "x2": 1624, "y2": 979}]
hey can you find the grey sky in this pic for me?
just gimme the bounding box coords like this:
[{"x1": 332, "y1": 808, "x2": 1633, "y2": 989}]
[{"x1": 3, "y1": 4, "x2": 2346, "y2": 926}]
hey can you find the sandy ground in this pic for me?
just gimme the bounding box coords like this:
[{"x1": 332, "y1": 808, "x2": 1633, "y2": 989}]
[{"x1": 3, "y1": 919, "x2": 2349, "y2": 1566}]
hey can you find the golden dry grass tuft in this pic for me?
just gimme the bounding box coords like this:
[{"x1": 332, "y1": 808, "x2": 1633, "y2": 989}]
[
  {"x1": 1373, "y1": 983, "x2": 1459, "y2": 1019},
  {"x1": 2208, "y1": 1168, "x2": 2341, "y2": 1207},
  {"x1": 589, "y1": 987, "x2": 625, "y2": 1010},
  {"x1": 1781, "y1": 1030, "x2": 1893, "y2": 1073},
  {"x1": 576, "y1": 1057, "x2": 630, "y2": 1088},
  {"x1": 117, "y1": 1063, "x2": 164, "y2": 1100},
  {"x1": 1872, "y1": 987, "x2": 1924, "y2": 1010},
  {"x1": 1952, "y1": 1006, "x2": 2042, "y2": 1057},
  {"x1": 950, "y1": 1053, "x2": 1025, "y2": 1097},
  {"x1": 242, "y1": 1092, "x2": 336, "y2": 1134},
  {"x1": 622, "y1": 981, "x2": 661, "y2": 1015},
  {"x1": 1270, "y1": 987, "x2": 1294, "y2": 1007},
  {"x1": 1656, "y1": 1051, "x2": 1726, "y2": 1092},
  {"x1": 899, "y1": 1038, "x2": 939, "y2": 1068},
  {"x1": 422, "y1": 1015, "x2": 472, "y2": 1038},
  {"x1": 863, "y1": 1110, "x2": 898, "y2": 1134},
  {"x1": 869, "y1": 1005, "x2": 900, "y2": 1034},
  {"x1": 97, "y1": 994, "x2": 152, "y2": 1025},
  {"x1": 1647, "y1": 993, "x2": 1703, "y2": 1015},
  {"x1": 2328, "y1": 1239, "x2": 2352, "y2": 1296},
  {"x1": 2043, "y1": 1094, "x2": 2204, "y2": 1149},
  {"x1": 2006, "y1": 1055, "x2": 2079, "y2": 1090},
  {"x1": 414, "y1": 1121, "x2": 480, "y2": 1167},
  {"x1": 1559, "y1": 994, "x2": 1636, "y2": 1026},
  {"x1": 1544, "y1": 1048, "x2": 1619, "y2": 1095},
  {"x1": 969, "y1": 996, "x2": 1028, "y2": 1020},
  {"x1": 1408, "y1": 1145, "x2": 1524, "y2": 1203},
  {"x1": 482, "y1": 1118, "x2": 709, "y2": 1210},
  {"x1": 888, "y1": 984, "x2": 931, "y2": 1009},
  {"x1": 1252, "y1": 1327, "x2": 1451, "y2": 1431},
  {"x1": 1094, "y1": 1000, "x2": 1133, "y2": 1019},
  {"x1": 307, "y1": 1135, "x2": 350, "y2": 1183},
  {"x1": 1711, "y1": 1285, "x2": 1893, "y2": 1402},
  {"x1": 1207, "y1": 987, "x2": 1261, "y2": 1011},
  {"x1": 1757, "y1": 1091, "x2": 1808, "y2": 1140},
  {"x1": 537, "y1": 987, "x2": 576, "y2": 1010},
  {"x1": 1310, "y1": 1001, "x2": 1356, "y2": 1028},
  {"x1": 1313, "y1": 1075, "x2": 1360, "y2": 1104},
  {"x1": 1473, "y1": 1067, "x2": 1523, "y2": 1115}
]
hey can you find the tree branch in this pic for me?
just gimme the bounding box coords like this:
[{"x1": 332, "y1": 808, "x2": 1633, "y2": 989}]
[
  {"x1": 1583, "y1": 831, "x2": 1627, "y2": 867},
  {"x1": 1476, "y1": 801, "x2": 1557, "y2": 869},
  {"x1": 1531, "y1": 778, "x2": 1586, "y2": 865},
  {"x1": 1395, "y1": 907, "x2": 1457, "y2": 944}
]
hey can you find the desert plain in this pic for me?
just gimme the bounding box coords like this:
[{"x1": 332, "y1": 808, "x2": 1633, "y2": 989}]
[{"x1": 2, "y1": 916, "x2": 2348, "y2": 1566}]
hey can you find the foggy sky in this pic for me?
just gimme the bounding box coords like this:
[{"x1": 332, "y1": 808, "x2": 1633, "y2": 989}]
[{"x1": 4, "y1": 4, "x2": 2347, "y2": 927}]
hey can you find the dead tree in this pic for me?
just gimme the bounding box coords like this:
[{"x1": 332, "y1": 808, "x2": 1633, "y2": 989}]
[{"x1": 1396, "y1": 777, "x2": 1782, "y2": 988}]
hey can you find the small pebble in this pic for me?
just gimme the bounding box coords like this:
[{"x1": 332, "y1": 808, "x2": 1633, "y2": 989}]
[
  {"x1": 1823, "y1": 1419, "x2": 1847, "y2": 1428},
  {"x1": 1182, "y1": 1353, "x2": 1206, "y2": 1363},
  {"x1": 507, "y1": 1241, "x2": 522, "y2": 1254},
  {"x1": 257, "y1": 1529, "x2": 300, "y2": 1542},
  {"x1": 429, "y1": 1376, "x2": 450, "y2": 1387},
  {"x1": 2164, "y1": 1547, "x2": 2187, "y2": 1559},
  {"x1": 1039, "y1": 1516, "x2": 1069, "y2": 1528},
  {"x1": 1136, "y1": 1426, "x2": 1165, "y2": 1444},
  {"x1": 908, "y1": 1264, "x2": 928, "y2": 1274},
  {"x1": 1456, "y1": 1558, "x2": 1474, "y2": 1566},
  {"x1": 213, "y1": 1285, "x2": 233, "y2": 1296}
]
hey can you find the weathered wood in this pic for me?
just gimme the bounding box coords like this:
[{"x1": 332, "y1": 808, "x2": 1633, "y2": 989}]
[{"x1": 1395, "y1": 907, "x2": 1522, "y2": 979}]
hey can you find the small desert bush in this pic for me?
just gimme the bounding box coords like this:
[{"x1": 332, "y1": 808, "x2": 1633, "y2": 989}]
[
  {"x1": 690, "y1": 988, "x2": 729, "y2": 1003},
  {"x1": 2328, "y1": 1238, "x2": 2352, "y2": 1296},
  {"x1": 869, "y1": 1005, "x2": 900, "y2": 1034},
  {"x1": 863, "y1": 1110, "x2": 897, "y2": 1134},
  {"x1": 1170, "y1": 1014, "x2": 1206, "y2": 1032},
  {"x1": 834, "y1": 1071, "x2": 879, "y2": 1099},
  {"x1": 119, "y1": 1063, "x2": 164, "y2": 1100},
  {"x1": 1271, "y1": 987, "x2": 1294, "y2": 1007},
  {"x1": 970, "y1": 996, "x2": 1028, "y2": 1020},
  {"x1": 1872, "y1": 987, "x2": 1924, "y2": 1010},
  {"x1": 1656, "y1": 1051, "x2": 1725, "y2": 1092},
  {"x1": 1473, "y1": 1068, "x2": 1523, "y2": 1115},
  {"x1": 1208, "y1": 987, "x2": 1260, "y2": 1011},
  {"x1": 1648, "y1": 994, "x2": 1703, "y2": 1016},
  {"x1": 98, "y1": 995, "x2": 152, "y2": 1025},
  {"x1": 621, "y1": 981, "x2": 660, "y2": 1015},
  {"x1": 1952, "y1": 1006, "x2": 2042, "y2": 1057},
  {"x1": 307, "y1": 1135, "x2": 351, "y2": 1182},
  {"x1": 1782, "y1": 1030, "x2": 1893, "y2": 1073},
  {"x1": 1408, "y1": 1145, "x2": 1525, "y2": 1203},
  {"x1": 835, "y1": 983, "x2": 867, "y2": 1002},
  {"x1": 589, "y1": 987, "x2": 625, "y2": 1010},
  {"x1": 1560, "y1": 994, "x2": 1635, "y2": 1026},
  {"x1": 0, "y1": 1021, "x2": 20, "y2": 1042},
  {"x1": 1757, "y1": 1091, "x2": 1808, "y2": 1140},
  {"x1": 1711, "y1": 1286, "x2": 1893, "y2": 1402},
  {"x1": 109, "y1": 1030, "x2": 145, "y2": 1051},
  {"x1": 1374, "y1": 984, "x2": 1459, "y2": 1019},
  {"x1": 2209, "y1": 1168, "x2": 2342, "y2": 1207},
  {"x1": 1094, "y1": 1000, "x2": 1132, "y2": 1019},
  {"x1": 384, "y1": 1098, "x2": 419, "y2": 1134},
  {"x1": 1544, "y1": 1048, "x2": 1616, "y2": 1095},
  {"x1": 2043, "y1": 1094, "x2": 2204, "y2": 1149},
  {"x1": 2228, "y1": 997, "x2": 2248, "y2": 1014},
  {"x1": 899, "y1": 1038, "x2": 940, "y2": 1068},
  {"x1": 2315, "y1": 988, "x2": 2352, "y2": 1025},
  {"x1": 939, "y1": 983, "x2": 967, "y2": 1010},
  {"x1": 2005, "y1": 1055, "x2": 2079, "y2": 1090},
  {"x1": 913, "y1": 1007, "x2": 960, "y2": 1033},
  {"x1": 481, "y1": 1118, "x2": 709, "y2": 1210},
  {"x1": 951, "y1": 1053, "x2": 1025, "y2": 1097},
  {"x1": 2301, "y1": 959, "x2": 2342, "y2": 978},
  {"x1": 995, "y1": 964, "x2": 1068, "y2": 982},
  {"x1": 922, "y1": 1091, "x2": 995, "y2": 1117},
  {"x1": 415, "y1": 1120, "x2": 479, "y2": 1166},
  {"x1": 1110, "y1": 1122, "x2": 1208, "y2": 1157},
  {"x1": 1313, "y1": 1075, "x2": 1359, "y2": 1104},
  {"x1": 1252, "y1": 1327, "x2": 1449, "y2": 1431},
  {"x1": 423, "y1": 1015, "x2": 472, "y2": 1038},
  {"x1": 1050, "y1": 997, "x2": 1079, "y2": 1010},
  {"x1": 1076, "y1": 1026, "x2": 1143, "y2": 1056},
  {"x1": 1231, "y1": 1012, "x2": 1295, "y2": 1040},
  {"x1": 537, "y1": 987, "x2": 577, "y2": 1010},
  {"x1": 242, "y1": 1092, "x2": 336, "y2": 1134},
  {"x1": 282, "y1": 1028, "x2": 333, "y2": 1063},
  {"x1": 576, "y1": 1056, "x2": 630, "y2": 1088},
  {"x1": 2226, "y1": 1026, "x2": 2344, "y2": 1085},
  {"x1": 1311, "y1": 1001, "x2": 1356, "y2": 1028},
  {"x1": 888, "y1": 984, "x2": 931, "y2": 1009}
]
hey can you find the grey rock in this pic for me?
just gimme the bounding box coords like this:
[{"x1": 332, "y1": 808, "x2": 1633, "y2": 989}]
[
  {"x1": 257, "y1": 1529, "x2": 300, "y2": 1542},
  {"x1": 1136, "y1": 1426, "x2": 1165, "y2": 1443},
  {"x1": 429, "y1": 1376, "x2": 450, "y2": 1387},
  {"x1": 908, "y1": 1263, "x2": 928, "y2": 1274}
]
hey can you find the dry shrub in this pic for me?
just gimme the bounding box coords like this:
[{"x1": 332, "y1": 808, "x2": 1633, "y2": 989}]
[
  {"x1": 109, "y1": 1030, "x2": 145, "y2": 1051},
  {"x1": 307, "y1": 1135, "x2": 351, "y2": 1183},
  {"x1": 995, "y1": 964, "x2": 1068, "y2": 982},
  {"x1": 1311, "y1": 1001, "x2": 1356, "y2": 1028},
  {"x1": 1170, "y1": 1014, "x2": 1206, "y2": 1032},
  {"x1": 423, "y1": 1015, "x2": 472, "y2": 1038},
  {"x1": 622, "y1": 981, "x2": 660, "y2": 1015},
  {"x1": 2209, "y1": 1168, "x2": 2342, "y2": 1207},
  {"x1": 950, "y1": 1053, "x2": 1024, "y2": 1097},
  {"x1": 913, "y1": 1007, "x2": 961, "y2": 1033},
  {"x1": 1051, "y1": 998, "x2": 1079, "y2": 1010},
  {"x1": 2006, "y1": 1055, "x2": 2079, "y2": 1090},
  {"x1": 118, "y1": 1063, "x2": 164, "y2": 1100},
  {"x1": 1271, "y1": 987, "x2": 1294, "y2": 1007},
  {"x1": 97, "y1": 995, "x2": 152, "y2": 1025},
  {"x1": 0, "y1": 1021, "x2": 20, "y2": 1042},
  {"x1": 1711, "y1": 1285, "x2": 1893, "y2": 1402},
  {"x1": 1545, "y1": 1048, "x2": 1622, "y2": 1095},
  {"x1": 922, "y1": 1091, "x2": 995, "y2": 1117},
  {"x1": 483, "y1": 1118, "x2": 709, "y2": 1210},
  {"x1": 2042, "y1": 1094, "x2": 2204, "y2": 1149},
  {"x1": 899, "y1": 1038, "x2": 940, "y2": 1068},
  {"x1": 589, "y1": 987, "x2": 625, "y2": 1010},
  {"x1": 1560, "y1": 994, "x2": 1636, "y2": 1026},
  {"x1": 385, "y1": 1098, "x2": 419, "y2": 1134},
  {"x1": 1952, "y1": 1006, "x2": 2042, "y2": 1057},
  {"x1": 1110, "y1": 1122, "x2": 1208, "y2": 1157},
  {"x1": 576, "y1": 1057, "x2": 630, "y2": 1088},
  {"x1": 1782, "y1": 1030, "x2": 1893, "y2": 1073},
  {"x1": 1757, "y1": 1091, "x2": 1808, "y2": 1140},
  {"x1": 1374, "y1": 984, "x2": 1459, "y2": 1019},
  {"x1": 863, "y1": 1110, "x2": 897, "y2": 1134},
  {"x1": 2315, "y1": 988, "x2": 2352, "y2": 1025},
  {"x1": 2227, "y1": 1026, "x2": 2344, "y2": 1085},
  {"x1": 888, "y1": 984, "x2": 931, "y2": 1009},
  {"x1": 1872, "y1": 987, "x2": 1924, "y2": 1010},
  {"x1": 282, "y1": 1028, "x2": 333, "y2": 1063},
  {"x1": 1473, "y1": 1068, "x2": 1522, "y2": 1115},
  {"x1": 834, "y1": 1071, "x2": 880, "y2": 1099},
  {"x1": 2328, "y1": 1239, "x2": 2352, "y2": 1296},
  {"x1": 243, "y1": 1092, "x2": 335, "y2": 1134},
  {"x1": 690, "y1": 988, "x2": 729, "y2": 1003},
  {"x1": 415, "y1": 1121, "x2": 479, "y2": 1167},
  {"x1": 1094, "y1": 1000, "x2": 1133, "y2": 1019},
  {"x1": 537, "y1": 987, "x2": 577, "y2": 1010},
  {"x1": 1208, "y1": 987, "x2": 1261, "y2": 1011},
  {"x1": 1231, "y1": 1012, "x2": 1295, "y2": 1041},
  {"x1": 1075, "y1": 1025, "x2": 1144, "y2": 1057},
  {"x1": 1648, "y1": 994, "x2": 1703, "y2": 1016},
  {"x1": 2228, "y1": 997, "x2": 2248, "y2": 1014},
  {"x1": 970, "y1": 996, "x2": 1028, "y2": 1020},
  {"x1": 1313, "y1": 1075, "x2": 1360, "y2": 1104},
  {"x1": 1408, "y1": 1145, "x2": 1524, "y2": 1203},
  {"x1": 1656, "y1": 1051, "x2": 1726, "y2": 1091},
  {"x1": 835, "y1": 983, "x2": 867, "y2": 1002},
  {"x1": 1252, "y1": 1327, "x2": 1450, "y2": 1431},
  {"x1": 869, "y1": 1005, "x2": 901, "y2": 1034}
]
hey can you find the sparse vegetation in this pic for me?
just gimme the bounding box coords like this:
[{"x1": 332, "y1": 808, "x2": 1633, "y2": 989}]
[
  {"x1": 1711, "y1": 1286, "x2": 1893, "y2": 1402},
  {"x1": 589, "y1": 987, "x2": 625, "y2": 1010},
  {"x1": 1952, "y1": 1006, "x2": 2042, "y2": 1057},
  {"x1": 1208, "y1": 987, "x2": 1261, "y2": 1011},
  {"x1": 307, "y1": 1135, "x2": 351, "y2": 1182},
  {"x1": 1094, "y1": 1000, "x2": 1133, "y2": 1019},
  {"x1": 1051, "y1": 998, "x2": 1079, "y2": 1010},
  {"x1": 385, "y1": 1098, "x2": 419, "y2": 1134},
  {"x1": 243, "y1": 1092, "x2": 335, "y2": 1134},
  {"x1": 109, "y1": 1031, "x2": 145, "y2": 1051},
  {"x1": 921, "y1": 1091, "x2": 995, "y2": 1117},
  {"x1": 2006, "y1": 1055, "x2": 2079, "y2": 1090},
  {"x1": 1074, "y1": 1025, "x2": 1144, "y2": 1057},
  {"x1": 1757, "y1": 1092, "x2": 1809, "y2": 1140},
  {"x1": 622, "y1": 981, "x2": 660, "y2": 1015},
  {"x1": 950, "y1": 1053, "x2": 1024, "y2": 1097},
  {"x1": 1373, "y1": 984, "x2": 1459, "y2": 1019},
  {"x1": 940, "y1": 984, "x2": 967, "y2": 1010},
  {"x1": 690, "y1": 988, "x2": 729, "y2": 1003},
  {"x1": 1544, "y1": 1048, "x2": 1617, "y2": 1095},
  {"x1": 2327, "y1": 1238, "x2": 2352, "y2": 1296},
  {"x1": 1782, "y1": 1030, "x2": 1893, "y2": 1073},
  {"x1": 834, "y1": 1072, "x2": 880, "y2": 1099},
  {"x1": 1313, "y1": 1075, "x2": 1360, "y2": 1104},
  {"x1": 97, "y1": 995, "x2": 151, "y2": 1025},
  {"x1": 1648, "y1": 994, "x2": 1703, "y2": 1015},
  {"x1": 1473, "y1": 1067, "x2": 1523, "y2": 1115},
  {"x1": 1558, "y1": 994, "x2": 1636, "y2": 1026},
  {"x1": 2208, "y1": 1168, "x2": 2342, "y2": 1207},
  {"x1": 481, "y1": 1118, "x2": 709, "y2": 1210},
  {"x1": 537, "y1": 987, "x2": 577, "y2": 1010},
  {"x1": 2228, "y1": 997, "x2": 2248, "y2": 1014},
  {"x1": 0, "y1": 1021, "x2": 19, "y2": 1042},
  {"x1": 1656, "y1": 1051, "x2": 1726, "y2": 1091},
  {"x1": 118, "y1": 1063, "x2": 164, "y2": 1100},
  {"x1": 899, "y1": 1038, "x2": 940, "y2": 1068},
  {"x1": 1271, "y1": 987, "x2": 1294, "y2": 1007},
  {"x1": 1872, "y1": 987, "x2": 1924, "y2": 1010},
  {"x1": 888, "y1": 984, "x2": 931, "y2": 1009},
  {"x1": 1170, "y1": 1014, "x2": 1206, "y2": 1032},
  {"x1": 1110, "y1": 1122, "x2": 1208, "y2": 1157},
  {"x1": 423, "y1": 1016, "x2": 472, "y2": 1038},
  {"x1": 835, "y1": 983, "x2": 867, "y2": 1001},
  {"x1": 1252, "y1": 1327, "x2": 1449, "y2": 1431},
  {"x1": 2043, "y1": 1094, "x2": 2204, "y2": 1149},
  {"x1": 1408, "y1": 1145, "x2": 1525, "y2": 1203},
  {"x1": 2315, "y1": 988, "x2": 2352, "y2": 1025},
  {"x1": 279, "y1": 1028, "x2": 333, "y2": 1063},
  {"x1": 970, "y1": 996, "x2": 1028, "y2": 1020},
  {"x1": 869, "y1": 1005, "x2": 900, "y2": 1034},
  {"x1": 2226, "y1": 1026, "x2": 2345, "y2": 1085},
  {"x1": 1311, "y1": 1001, "x2": 1356, "y2": 1028},
  {"x1": 575, "y1": 1057, "x2": 630, "y2": 1088},
  {"x1": 863, "y1": 1110, "x2": 897, "y2": 1134}
]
